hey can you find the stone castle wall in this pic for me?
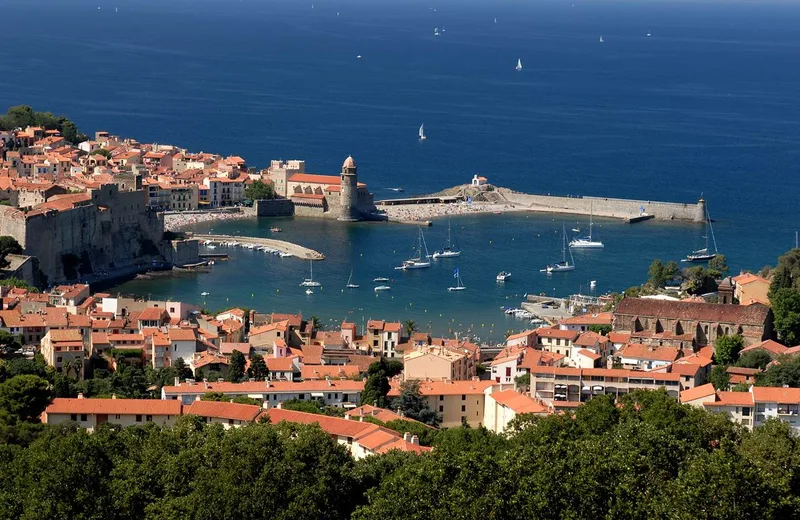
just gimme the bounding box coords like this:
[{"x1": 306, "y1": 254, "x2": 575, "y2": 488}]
[{"x1": 252, "y1": 199, "x2": 294, "y2": 217}]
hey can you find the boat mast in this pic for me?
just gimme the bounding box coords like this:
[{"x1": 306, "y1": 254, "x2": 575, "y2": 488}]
[
  {"x1": 589, "y1": 203, "x2": 594, "y2": 241},
  {"x1": 706, "y1": 206, "x2": 718, "y2": 254}
]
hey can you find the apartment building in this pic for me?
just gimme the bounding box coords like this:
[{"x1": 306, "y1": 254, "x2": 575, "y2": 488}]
[
  {"x1": 42, "y1": 396, "x2": 182, "y2": 432},
  {"x1": 162, "y1": 379, "x2": 364, "y2": 408}
]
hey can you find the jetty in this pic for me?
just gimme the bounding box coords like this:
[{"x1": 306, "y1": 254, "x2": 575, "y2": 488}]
[{"x1": 190, "y1": 234, "x2": 325, "y2": 260}]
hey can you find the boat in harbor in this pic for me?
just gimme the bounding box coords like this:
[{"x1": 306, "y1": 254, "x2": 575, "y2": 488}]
[
  {"x1": 432, "y1": 219, "x2": 460, "y2": 258},
  {"x1": 300, "y1": 260, "x2": 321, "y2": 287},
  {"x1": 448, "y1": 268, "x2": 466, "y2": 291},
  {"x1": 600, "y1": 35, "x2": 604, "y2": 43},
  {"x1": 305, "y1": 288, "x2": 314, "y2": 295},
  {"x1": 570, "y1": 204, "x2": 604, "y2": 249},
  {"x1": 682, "y1": 205, "x2": 719, "y2": 262},
  {"x1": 373, "y1": 277, "x2": 390, "y2": 282},
  {"x1": 395, "y1": 228, "x2": 432, "y2": 270},
  {"x1": 271, "y1": 227, "x2": 281, "y2": 232},
  {"x1": 542, "y1": 226, "x2": 576, "y2": 273},
  {"x1": 346, "y1": 269, "x2": 360, "y2": 289},
  {"x1": 374, "y1": 285, "x2": 391, "y2": 292},
  {"x1": 496, "y1": 271, "x2": 511, "y2": 282},
  {"x1": 515, "y1": 58, "x2": 522, "y2": 71},
  {"x1": 434, "y1": 27, "x2": 440, "y2": 36},
  {"x1": 419, "y1": 124, "x2": 427, "y2": 141}
]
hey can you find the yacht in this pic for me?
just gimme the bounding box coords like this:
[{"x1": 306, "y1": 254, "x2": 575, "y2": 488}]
[
  {"x1": 346, "y1": 269, "x2": 359, "y2": 289},
  {"x1": 683, "y1": 204, "x2": 719, "y2": 262},
  {"x1": 542, "y1": 226, "x2": 576, "y2": 273},
  {"x1": 570, "y1": 205, "x2": 604, "y2": 249},
  {"x1": 432, "y1": 219, "x2": 460, "y2": 258},
  {"x1": 373, "y1": 277, "x2": 390, "y2": 283},
  {"x1": 448, "y1": 268, "x2": 466, "y2": 291},
  {"x1": 300, "y1": 260, "x2": 321, "y2": 287},
  {"x1": 419, "y1": 124, "x2": 427, "y2": 141},
  {"x1": 395, "y1": 228, "x2": 432, "y2": 270},
  {"x1": 516, "y1": 58, "x2": 523, "y2": 71},
  {"x1": 496, "y1": 271, "x2": 512, "y2": 282},
  {"x1": 374, "y1": 285, "x2": 391, "y2": 292}
]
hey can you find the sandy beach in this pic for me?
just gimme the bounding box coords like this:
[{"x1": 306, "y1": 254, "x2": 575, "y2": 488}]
[{"x1": 164, "y1": 210, "x2": 253, "y2": 231}]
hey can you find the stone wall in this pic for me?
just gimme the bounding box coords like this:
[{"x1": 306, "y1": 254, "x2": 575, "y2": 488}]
[
  {"x1": 252, "y1": 199, "x2": 294, "y2": 217},
  {"x1": 166, "y1": 239, "x2": 200, "y2": 267},
  {"x1": 499, "y1": 189, "x2": 705, "y2": 222}
]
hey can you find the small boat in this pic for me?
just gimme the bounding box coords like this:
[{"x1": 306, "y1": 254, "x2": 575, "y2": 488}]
[
  {"x1": 682, "y1": 204, "x2": 720, "y2": 262},
  {"x1": 305, "y1": 288, "x2": 314, "y2": 295},
  {"x1": 434, "y1": 27, "x2": 440, "y2": 36},
  {"x1": 542, "y1": 226, "x2": 576, "y2": 273},
  {"x1": 570, "y1": 204, "x2": 604, "y2": 249},
  {"x1": 494, "y1": 17, "x2": 497, "y2": 23},
  {"x1": 448, "y1": 268, "x2": 466, "y2": 291},
  {"x1": 300, "y1": 260, "x2": 322, "y2": 287},
  {"x1": 374, "y1": 285, "x2": 391, "y2": 292},
  {"x1": 431, "y1": 219, "x2": 460, "y2": 258},
  {"x1": 374, "y1": 277, "x2": 390, "y2": 282},
  {"x1": 356, "y1": 55, "x2": 362, "y2": 59},
  {"x1": 279, "y1": 252, "x2": 292, "y2": 258},
  {"x1": 496, "y1": 271, "x2": 511, "y2": 282},
  {"x1": 600, "y1": 35, "x2": 604, "y2": 43},
  {"x1": 346, "y1": 269, "x2": 360, "y2": 289},
  {"x1": 200, "y1": 291, "x2": 210, "y2": 296},
  {"x1": 647, "y1": 30, "x2": 651, "y2": 37},
  {"x1": 515, "y1": 58, "x2": 522, "y2": 71},
  {"x1": 388, "y1": 187, "x2": 405, "y2": 192},
  {"x1": 395, "y1": 228, "x2": 432, "y2": 270},
  {"x1": 206, "y1": 244, "x2": 217, "y2": 250},
  {"x1": 271, "y1": 227, "x2": 281, "y2": 232},
  {"x1": 419, "y1": 124, "x2": 427, "y2": 141},
  {"x1": 572, "y1": 227, "x2": 580, "y2": 233}
]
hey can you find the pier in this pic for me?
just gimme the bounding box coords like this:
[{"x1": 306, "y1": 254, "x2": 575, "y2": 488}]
[{"x1": 190, "y1": 234, "x2": 325, "y2": 260}]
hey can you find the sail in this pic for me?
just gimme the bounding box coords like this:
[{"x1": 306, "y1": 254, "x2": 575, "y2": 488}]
[
  {"x1": 516, "y1": 58, "x2": 522, "y2": 70},
  {"x1": 419, "y1": 124, "x2": 424, "y2": 138}
]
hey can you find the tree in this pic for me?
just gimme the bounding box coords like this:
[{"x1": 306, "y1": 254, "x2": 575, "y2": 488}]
[
  {"x1": 361, "y1": 368, "x2": 390, "y2": 408},
  {"x1": 310, "y1": 315, "x2": 324, "y2": 332},
  {"x1": 736, "y1": 349, "x2": 774, "y2": 370},
  {"x1": 0, "y1": 330, "x2": 22, "y2": 355},
  {"x1": 89, "y1": 148, "x2": 112, "y2": 159},
  {"x1": 731, "y1": 382, "x2": 751, "y2": 392},
  {"x1": 588, "y1": 324, "x2": 612, "y2": 336},
  {"x1": 769, "y1": 248, "x2": 800, "y2": 297},
  {"x1": 683, "y1": 266, "x2": 718, "y2": 295},
  {"x1": 392, "y1": 380, "x2": 440, "y2": 427},
  {"x1": 771, "y1": 288, "x2": 800, "y2": 346},
  {"x1": 0, "y1": 236, "x2": 23, "y2": 269},
  {"x1": 227, "y1": 350, "x2": 246, "y2": 383},
  {"x1": 715, "y1": 334, "x2": 744, "y2": 366},
  {"x1": 647, "y1": 259, "x2": 667, "y2": 288},
  {"x1": 756, "y1": 355, "x2": 800, "y2": 388},
  {"x1": 708, "y1": 254, "x2": 729, "y2": 277},
  {"x1": 0, "y1": 375, "x2": 52, "y2": 423},
  {"x1": 403, "y1": 319, "x2": 417, "y2": 338},
  {"x1": 172, "y1": 357, "x2": 193, "y2": 381},
  {"x1": 244, "y1": 180, "x2": 276, "y2": 200},
  {"x1": 514, "y1": 373, "x2": 530, "y2": 391},
  {"x1": 708, "y1": 364, "x2": 731, "y2": 390},
  {"x1": 247, "y1": 353, "x2": 267, "y2": 380}
]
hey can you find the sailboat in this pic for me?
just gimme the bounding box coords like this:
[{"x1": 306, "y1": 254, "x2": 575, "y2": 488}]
[
  {"x1": 346, "y1": 269, "x2": 359, "y2": 289},
  {"x1": 300, "y1": 260, "x2": 321, "y2": 287},
  {"x1": 515, "y1": 58, "x2": 523, "y2": 71},
  {"x1": 682, "y1": 205, "x2": 719, "y2": 262},
  {"x1": 419, "y1": 124, "x2": 427, "y2": 141},
  {"x1": 434, "y1": 27, "x2": 440, "y2": 36},
  {"x1": 448, "y1": 268, "x2": 466, "y2": 291},
  {"x1": 600, "y1": 35, "x2": 604, "y2": 43},
  {"x1": 395, "y1": 228, "x2": 432, "y2": 270},
  {"x1": 542, "y1": 226, "x2": 576, "y2": 273},
  {"x1": 647, "y1": 30, "x2": 651, "y2": 37},
  {"x1": 570, "y1": 204, "x2": 604, "y2": 249},
  {"x1": 432, "y1": 219, "x2": 461, "y2": 258}
]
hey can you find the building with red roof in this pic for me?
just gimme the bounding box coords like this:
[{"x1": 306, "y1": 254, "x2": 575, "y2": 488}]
[{"x1": 42, "y1": 396, "x2": 182, "y2": 431}]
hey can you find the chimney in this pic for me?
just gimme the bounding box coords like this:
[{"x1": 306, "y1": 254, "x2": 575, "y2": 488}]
[
  {"x1": 410, "y1": 435, "x2": 419, "y2": 445},
  {"x1": 359, "y1": 416, "x2": 364, "y2": 422},
  {"x1": 194, "y1": 395, "x2": 201, "y2": 402},
  {"x1": 77, "y1": 393, "x2": 84, "y2": 399},
  {"x1": 403, "y1": 432, "x2": 412, "y2": 442},
  {"x1": 111, "y1": 394, "x2": 117, "y2": 399},
  {"x1": 174, "y1": 376, "x2": 180, "y2": 387},
  {"x1": 265, "y1": 378, "x2": 270, "y2": 388},
  {"x1": 204, "y1": 381, "x2": 209, "y2": 389},
  {"x1": 327, "y1": 378, "x2": 332, "y2": 387}
]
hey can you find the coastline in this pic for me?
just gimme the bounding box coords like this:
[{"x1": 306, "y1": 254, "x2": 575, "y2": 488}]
[{"x1": 164, "y1": 209, "x2": 253, "y2": 231}]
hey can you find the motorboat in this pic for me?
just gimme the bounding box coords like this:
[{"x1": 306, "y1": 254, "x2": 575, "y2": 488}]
[{"x1": 496, "y1": 271, "x2": 512, "y2": 282}]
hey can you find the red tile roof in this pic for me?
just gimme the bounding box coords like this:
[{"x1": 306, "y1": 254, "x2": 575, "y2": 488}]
[
  {"x1": 679, "y1": 383, "x2": 717, "y2": 403},
  {"x1": 535, "y1": 328, "x2": 579, "y2": 341},
  {"x1": 44, "y1": 398, "x2": 181, "y2": 417},
  {"x1": 618, "y1": 343, "x2": 680, "y2": 362},
  {"x1": 184, "y1": 400, "x2": 262, "y2": 422},
  {"x1": 490, "y1": 389, "x2": 550, "y2": 414},
  {"x1": 301, "y1": 365, "x2": 360, "y2": 380},
  {"x1": 739, "y1": 339, "x2": 787, "y2": 356}
]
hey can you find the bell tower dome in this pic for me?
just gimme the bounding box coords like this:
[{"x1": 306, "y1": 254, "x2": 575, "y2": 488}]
[{"x1": 338, "y1": 155, "x2": 359, "y2": 221}]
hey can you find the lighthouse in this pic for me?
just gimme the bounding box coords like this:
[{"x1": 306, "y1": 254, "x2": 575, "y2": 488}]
[{"x1": 338, "y1": 155, "x2": 360, "y2": 221}]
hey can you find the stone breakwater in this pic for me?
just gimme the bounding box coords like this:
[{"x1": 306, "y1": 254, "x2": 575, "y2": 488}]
[
  {"x1": 163, "y1": 209, "x2": 252, "y2": 231},
  {"x1": 382, "y1": 201, "x2": 523, "y2": 222},
  {"x1": 190, "y1": 233, "x2": 325, "y2": 260}
]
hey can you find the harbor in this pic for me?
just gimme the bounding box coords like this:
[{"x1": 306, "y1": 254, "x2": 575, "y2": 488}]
[{"x1": 189, "y1": 233, "x2": 325, "y2": 260}]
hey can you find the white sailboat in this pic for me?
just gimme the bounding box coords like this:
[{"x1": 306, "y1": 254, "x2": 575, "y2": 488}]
[
  {"x1": 396, "y1": 228, "x2": 432, "y2": 270},
  {"x1": 515, "y1": 58, "x2": 523, "y2": 71},
  {"x1": 542, "y1": 226, "x2": 576, "y2": 273},
  {"x1": 419, "y1": 124, "x2": 427, "y2": 141},
  {"x1": 300, "y1": 260, "x2": 321, "y2": 287},
  {"x1": 448, "y1": 268, "x2": 466, "y2": 291},
  {"x1": 434, "y1": 27, "x2": 440, "y2": 36},
  {"x1": 432, "y1": 219, "x2": 460, "y2": 258},
  {"x1": 373, "y1": 277, "x2": 390, "y2": 282},
  {"x1": 647, "y1": 30, "x2": 651, "y2": 37},
  {"x1": 346, "y1": 269, "x2": 359, "y2": 289},
  {"x1": 600, "y1": 35, "x2": 604, "y2": 43},
  {"x1": 682, "y1": 205, "x2": 719, "y2": 262},
  {"x1": 374, "y1": 285, "x2": 391, "y2": 292},
  {"x1": 570, "y1": 204, "x2": 604, "y2": 249}
]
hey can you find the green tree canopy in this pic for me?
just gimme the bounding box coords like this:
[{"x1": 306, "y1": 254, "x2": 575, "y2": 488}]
[
  {"x1": 709, "y1": 365, "x2": 731, "y2": 390},
  {"x1": 771, "y1": 288, "x2": 800, "y2": 346},
  {"x1": 402, "y1": 319, "x2": 417, "y2": 338},
  {"x1": 0, "y1": 236, "x2": 23, "y2": 269},
  {"x1": 89, "y1": 148, "x2": 112, "y2": 159},
  {"x1": 708, "y1": 254, "x2": 730, "y2": 277},
  {"x1": 683, "y1": 266, "x2": 718, "y2": 295},
  {"x1": 715, "y1": 334, "x2": 744, "y2": 366},
  {"x1": 244, "y1": 180, "x2": 276, "y2": 201},
  {"x1": 391, "y1": 380, "x2": 440, "y2": 427},
  {"x1": 736, "y1": 349, "x2": 774, "y2": 370},
  {"x1": 0, "y1": 375, "x2": 52, "y2": 423},
  {"x1": 769, "y1": 248, "x2": 800, "y2": 297},
  {"x1": 247, "y1": 353, "x2": 267, "y2": 380},
  {"x1": 227, "y1": 350, "x2": 246, "y2": 383},
  {"x1": 756, "y1": 355, "x2": 800, "y2": 388},
  {"x1": 0, "y1": 105, "x2": 87, "y2": 144},
  {"x1": 588, "y1": 323, "x2": 612, "y2": 336}
]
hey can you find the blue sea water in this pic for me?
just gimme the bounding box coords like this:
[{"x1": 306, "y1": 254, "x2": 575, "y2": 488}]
[{"x1": 2, "y1": 0, "x2": 800, "y2": 340}]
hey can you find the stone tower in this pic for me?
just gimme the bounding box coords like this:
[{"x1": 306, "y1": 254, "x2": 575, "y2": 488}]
[
  {"x1": 694, "y1": 197, "x2": 707, "y2": 223},
  {"x1": 338, "y1": 155, "x2": 359, "y2": 221}
]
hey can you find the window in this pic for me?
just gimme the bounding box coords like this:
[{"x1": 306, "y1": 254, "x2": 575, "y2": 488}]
[
  {"x1": 135, "y1": 415, "x2": 142, "y2": 422},
  {"x1": 742, "y1": 407, "x2": 751, "y2": 416},
  {"x1": 439, "y1": 395, "x2": 444, "y2": 401},
  {"x1": 461, "y1": 405, "x2": 466, "y2": 412},
  {"x1": 71, "y1": 414, "x2": 77, "y2": 421},
  {"x1": 80, "y1": 414, "x2": 87, "y2": 421},
  {"x1": 146, "y1": 415, "x2": 153, "y2": 422},
  {"x1": 439, "y1": 405, "x2": 444, "y2": 413},
  {"x1": 461, "y1": 394, "x2": 466, "y2": 400},
  {"x1": 505, "y1": 367, "x2": 511, "y2": 377},
  {"x1": 299, "y1": 394, "x2": 305, "y2": 400},
  {"x1": 327, "y1": 393, "x2": 332, "y2": 400},
  {"x1": 228, "y1": 419, "x2": 234, "y2": 425}
]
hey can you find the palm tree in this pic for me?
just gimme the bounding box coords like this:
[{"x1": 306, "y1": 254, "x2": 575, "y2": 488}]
[
  {"x1": 310, "y1": 316, "x2": 325, "y2": 332},
  {"x1": 403, "y1": 319, "x2": 417, "y2": 338}
]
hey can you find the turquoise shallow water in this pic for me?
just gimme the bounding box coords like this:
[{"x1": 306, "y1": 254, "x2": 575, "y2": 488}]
[{"x1": 113, "y1": 212, "x2": 729, "y2": 342}]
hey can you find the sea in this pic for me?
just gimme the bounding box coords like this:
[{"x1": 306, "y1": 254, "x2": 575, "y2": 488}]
[{"x1": 2, "y1": 0, "x2": 800, "y2": 341}]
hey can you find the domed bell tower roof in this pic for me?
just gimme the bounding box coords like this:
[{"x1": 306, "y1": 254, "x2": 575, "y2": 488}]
[{"x1": 342, "y1": 155, "x2": 356, "y2": 170}]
